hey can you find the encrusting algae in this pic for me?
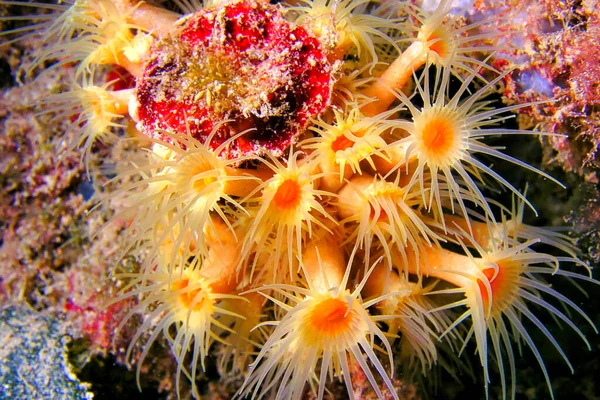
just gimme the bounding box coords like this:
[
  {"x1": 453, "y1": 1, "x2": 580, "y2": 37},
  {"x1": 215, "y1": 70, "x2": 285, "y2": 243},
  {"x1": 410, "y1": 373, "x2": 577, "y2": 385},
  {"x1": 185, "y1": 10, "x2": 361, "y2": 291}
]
[{"x1": 1, "y1": 0, "x2": 598, "y2": 399}]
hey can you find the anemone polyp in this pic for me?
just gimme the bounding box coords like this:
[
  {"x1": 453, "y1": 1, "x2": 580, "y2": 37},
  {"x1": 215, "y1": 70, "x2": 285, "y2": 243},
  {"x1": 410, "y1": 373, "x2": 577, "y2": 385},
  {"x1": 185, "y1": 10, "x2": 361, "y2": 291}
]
[
  {"x1": 337, "y1": 173, "x2": 440, "y2": 270},
  {"x1": 171, "y1": 277, "x2": 209, "y2": 311},
  {"x1": 402, "y1": 236, "x2": 597, "y2": 399},
  {"x1": 115, "y1": 262, "x2": 241, "y2": 397},
  {"x1": 301, "y1": 290, "x2": 368, "y2": 346},
  {"x1": 37, "y1": 77, "x2": 130, "y2": 169},
  {"x1": 303, "y1": 104, "x2": 393, "y2": 191},
  {"x1": 239, "y1": 239, "x2": 398, "y2": 400},
  {"x1": 241, "y1": 151, "x2": 334, "y2": 277},
  {"x1": 420, "y1": 28, "x2": 453, "y2": 62},
  {"x1": 272, "y1": 179, "x2": 303, "y2": 211},
  {"x1": 390, "y1": 63, "x2": 564, "y2": 223},
  {"x1": 292, "y1": 0, "x2": 401, "y2": 65},
  {"x1": 475, "y1": 259, "x2": 521, "y2": 316}
]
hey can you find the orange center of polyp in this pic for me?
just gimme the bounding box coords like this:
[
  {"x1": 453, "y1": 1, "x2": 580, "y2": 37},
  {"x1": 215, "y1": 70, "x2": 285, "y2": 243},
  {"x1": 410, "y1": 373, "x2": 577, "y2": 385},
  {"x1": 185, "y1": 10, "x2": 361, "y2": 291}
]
[
  {"x1": 369, "y1": 203, "x2": 389, "y2": 223},
  {"x1": 331, "y1": 133, "x2": 355, "y2": 152},
  {"x1": 173, "y1": 279, "x2": 205, "y2": 311},
  {"x1": 422, "y1": 117, "x2": 456, "y2": 156},
  {"x1": 477, "y1": 268, "x2": 496, "y2": 308},
  {"x1": 181, "y1": 155, "x2": 219, "y2": 193},
  {"x1": 309, "y1": 298, "x2": 353, "y2": 337},
  {"x1": 426, "y1": 31, "x2": 448, "y2": 58},
  {"x1": 476, "y1": 261, "x2": 519, "y2": 316},
  {"x1": 273, "y1": 179, "x2": 302, "y2": 210},
  {"x1": 193, "y1": 173, "x2": 217, "y2": 192}
]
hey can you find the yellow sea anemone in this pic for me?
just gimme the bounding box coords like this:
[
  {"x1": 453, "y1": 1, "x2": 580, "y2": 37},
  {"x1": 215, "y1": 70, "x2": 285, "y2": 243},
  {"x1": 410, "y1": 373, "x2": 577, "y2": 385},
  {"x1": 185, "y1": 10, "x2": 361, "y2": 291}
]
[
  {"x1": 0, "y1": 0, "x2": 82, "y2": 49},
  {"x1": 114, "y1": 217, "x2": 246, "y2": 397},
  {"x1": 291, "y1": 0, "x2": 401, "y2": 64},
  {"x1": 113, "y1": 130, "x2": 261, "y2": 272},
  {"x1": 36, "y1": 74, "x2": 131, "y2": 174},
  {"x1": 397, "y1": 0, "x2": 502, "y2": 79},
  {"x1": 389, "y1": 63, "x2": 563, "y2": 225},
  {"x1": 337, "y1": 173, "x2": 441, "y2": 270},
  {"x1": 360, "y1": 0, "x2": 507, "y2": 115},
  {"x1": 402, "y1": 236, "x2": 598, "y2": 399},
  {"x1": 115, "y1": 260, "x2": 246, "y2": 398},
  {"x1": 239, "y1": 237, "x2": 398, "y2": 400},
  {"x1": 301, "y1": 104, "x2": 394, "y2": 192},
  {"x1": 241, "y1": 150, "x2": 336, "y2": 279}
]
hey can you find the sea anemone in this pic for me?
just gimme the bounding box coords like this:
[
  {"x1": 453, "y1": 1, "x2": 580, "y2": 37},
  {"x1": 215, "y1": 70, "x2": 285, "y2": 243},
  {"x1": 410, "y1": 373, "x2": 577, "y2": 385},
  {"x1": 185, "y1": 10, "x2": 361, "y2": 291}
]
[
  {"x1": 4, "y1": 0, "x2": 597, "y2": 399},
  {"x1": 397, "y1": 0, "x2": 502, "y2": 79},
  {"x1": 402, "y1": 234, "x2": 598, "y2": 399},
  {"x1": 114, "y1": 217, "x2": 246, "y2": 397},
  {"x1": 291, "y1": 0, "x2": 401, "y2": 64},
  {"x1": 443, "y1": 189, "x2": 582, "y2": 258},
  {"x1": 239, "y1": 237, "x2": 398, "y2": 400},
  {"x1": 115, "y1": 262, "x2": 245, "y2": 397},
  {"x1": 387, "y1": 63, "x2": 563, "y2": 225},
  {"x1": 301, "y1": 103, "x2": 394, "y2": 192},
  {"x1": 360, "y1": 0, "x2": 506, "y2": 116},
  {"x1": 240, "y1": 150, "x2": 335, "y2": 280},
  {"x1": 18, "y1": 0, "x2": 151, "y2": 77},
  {"x1": 36, "y1": 74, "x2": 131, "y2": 173},
  {"x1": 336, "y1": 173, "x2": 441, "y2": 270},
  {"x1": 0, "y1": 0, "x2": 78, "y2": 47},
  {"x1": 112, "y1": 130, "x2": 261, "y2": 272}
]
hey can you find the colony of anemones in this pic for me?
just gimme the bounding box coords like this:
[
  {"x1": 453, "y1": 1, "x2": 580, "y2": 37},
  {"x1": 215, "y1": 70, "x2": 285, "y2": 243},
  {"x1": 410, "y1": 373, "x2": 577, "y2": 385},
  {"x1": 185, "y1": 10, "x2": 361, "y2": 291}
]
[{"x1": 2, "y1": 0, "x2": 597, "y2": 399}]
